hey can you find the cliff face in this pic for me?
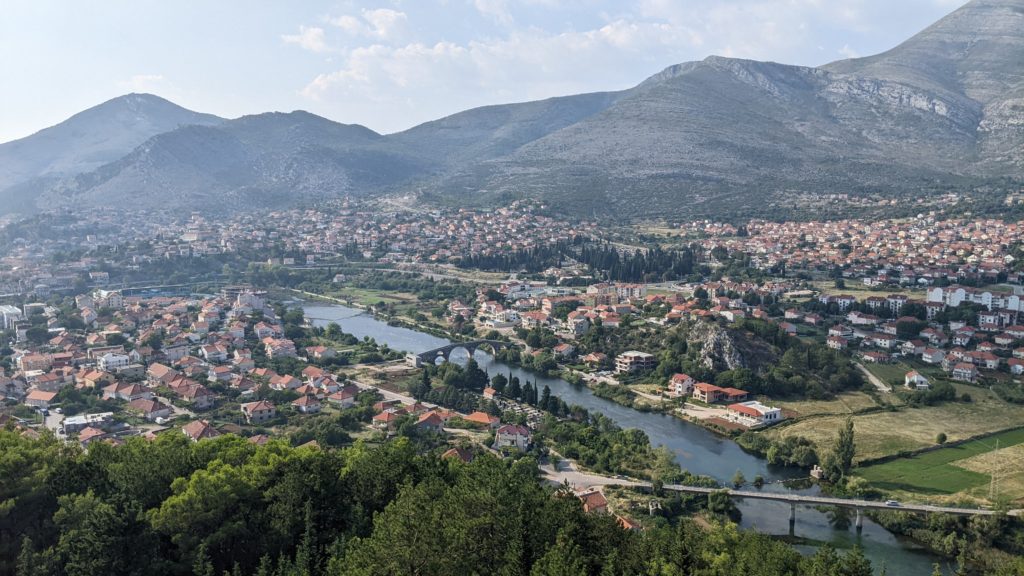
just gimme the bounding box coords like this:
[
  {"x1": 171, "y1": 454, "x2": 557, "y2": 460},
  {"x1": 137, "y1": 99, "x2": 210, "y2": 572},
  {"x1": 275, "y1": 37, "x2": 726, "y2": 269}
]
[{"x1": 686, "y1": 320, "x2": 778, "y2": 373}]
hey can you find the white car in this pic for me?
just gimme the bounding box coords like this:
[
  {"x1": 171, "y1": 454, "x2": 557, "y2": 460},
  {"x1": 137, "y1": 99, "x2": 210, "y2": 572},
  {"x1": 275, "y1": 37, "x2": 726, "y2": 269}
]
[{"x1": 885, "y1": 500, "x2": 900, "y2": 507}]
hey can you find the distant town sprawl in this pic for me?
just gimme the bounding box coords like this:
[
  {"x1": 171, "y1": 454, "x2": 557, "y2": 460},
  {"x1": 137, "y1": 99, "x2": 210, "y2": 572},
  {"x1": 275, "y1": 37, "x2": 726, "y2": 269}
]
[{"x1": 1, "y1": 200, "x2": 1021, "y2": 297}]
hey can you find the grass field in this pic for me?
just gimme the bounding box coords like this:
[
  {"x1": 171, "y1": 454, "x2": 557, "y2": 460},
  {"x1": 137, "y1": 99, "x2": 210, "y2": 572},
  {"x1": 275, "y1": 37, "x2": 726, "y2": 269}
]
[
  {"x1": 764, "y1": 386, "x2": 1024, "y2": 463},
  {"x1": 863, "y1": 362, "x2": 914, "y2": 387},
  {"x1": 854, "y1": 428, "x2": 1024, "y2": 501},
  {"x1": 954, "y1": 443, "x2": 1024, "y2": 502},
  {"x1": 773, "y1": 392, "x2": 879, "y2": 418},
  {"x1": 330, "y1": 287, "x2": 418, "y2": 306},
  {"x1": 811, "y1": 281, "x2": 925, "y2": 301}
]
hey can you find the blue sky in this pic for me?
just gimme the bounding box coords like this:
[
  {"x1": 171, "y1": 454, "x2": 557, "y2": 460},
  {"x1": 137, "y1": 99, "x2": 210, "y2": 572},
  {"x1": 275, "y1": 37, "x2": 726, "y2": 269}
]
[{"x1": 0, "y1": 0, "x2": 968, "y2": 143}]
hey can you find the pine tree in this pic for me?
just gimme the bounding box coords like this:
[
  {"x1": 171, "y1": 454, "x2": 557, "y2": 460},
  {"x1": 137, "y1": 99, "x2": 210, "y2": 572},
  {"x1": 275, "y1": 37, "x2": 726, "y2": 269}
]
[
  {"x1": 193, "y1": 543, "x2": 215, "y2": 576},
  {"x1": 539, "y1": 385, "x2": 551, "y2": 411}
]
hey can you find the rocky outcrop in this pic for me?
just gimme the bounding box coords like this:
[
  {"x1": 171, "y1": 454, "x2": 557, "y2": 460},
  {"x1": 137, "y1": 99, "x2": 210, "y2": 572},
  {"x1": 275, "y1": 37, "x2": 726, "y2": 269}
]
[{"x1": 686, "y1": 320, "x2": 778, "y2": 373}]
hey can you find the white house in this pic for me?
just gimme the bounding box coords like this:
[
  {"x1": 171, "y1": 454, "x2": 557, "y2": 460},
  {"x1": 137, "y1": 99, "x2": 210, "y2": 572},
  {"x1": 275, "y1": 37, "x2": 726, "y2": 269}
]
[
  {"x1": 493, "y1": 424, "x2": 532, "y2": 451},
  {"x1": 725, "y1": 401, "x2": 784, "y2": 427},
  {"x1": 668, "y1": 373, "x2": 696, "y2": 397},
  {"x1": 97, "y1": 353, "x2": 131, "y2": 372},
  {"x1": 904, "y1": 371, "x2": 931, "y2": 390}
]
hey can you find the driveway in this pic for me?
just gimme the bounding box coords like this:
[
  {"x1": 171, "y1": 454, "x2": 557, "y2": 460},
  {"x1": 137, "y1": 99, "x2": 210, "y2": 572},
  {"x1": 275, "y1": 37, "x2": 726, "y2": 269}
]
[{"x1": 855, "y1": 362, "x2": 892, "y2": 393}]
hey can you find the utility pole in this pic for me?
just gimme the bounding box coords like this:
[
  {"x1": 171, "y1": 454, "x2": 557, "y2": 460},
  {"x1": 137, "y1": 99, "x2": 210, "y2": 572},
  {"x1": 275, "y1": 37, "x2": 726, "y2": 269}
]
[{"x1": 989, "y1": 438, "x2": 999, "y2": 500}]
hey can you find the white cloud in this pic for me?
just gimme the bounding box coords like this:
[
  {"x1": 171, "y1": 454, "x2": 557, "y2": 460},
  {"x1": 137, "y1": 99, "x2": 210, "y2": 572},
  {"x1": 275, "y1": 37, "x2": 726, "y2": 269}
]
[
  {"x1": 293, "y1": 0, "x2": 972, "y2": 133},
  {"x1": 473, "y1": 0, "x2": 514, "y2": 25},
  {"x1": 329, "y1": 8, "x2": 409, "y2": 42},
  {"x1": 282, "y1": 26, "x2": 330, "y2": 53}
]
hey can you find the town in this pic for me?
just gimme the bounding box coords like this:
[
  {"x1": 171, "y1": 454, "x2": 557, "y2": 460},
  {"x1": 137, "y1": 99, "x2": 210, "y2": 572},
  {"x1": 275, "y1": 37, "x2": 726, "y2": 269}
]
[{"x1": 3, "y1": 202, "x2": 1024, "y2": 575}]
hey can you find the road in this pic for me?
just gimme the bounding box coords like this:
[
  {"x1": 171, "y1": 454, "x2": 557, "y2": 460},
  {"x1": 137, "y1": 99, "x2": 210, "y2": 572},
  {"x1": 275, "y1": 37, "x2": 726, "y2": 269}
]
[
  {"x1": 855, "y1": 362, "x2": 892, "y2": 393},
  {"x1": 541, "y1": 465, "x2": 1019, "y2": 518}
]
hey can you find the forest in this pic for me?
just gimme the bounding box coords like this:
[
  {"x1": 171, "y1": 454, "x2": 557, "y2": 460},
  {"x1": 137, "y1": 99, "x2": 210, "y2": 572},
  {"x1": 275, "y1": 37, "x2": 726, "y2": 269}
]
[
  {"x1": 458, "y1": 240, "x2": 701, "y2": 283},
  {"x1": 0, "y1": 426, "x2": 960, "y2": 576}
]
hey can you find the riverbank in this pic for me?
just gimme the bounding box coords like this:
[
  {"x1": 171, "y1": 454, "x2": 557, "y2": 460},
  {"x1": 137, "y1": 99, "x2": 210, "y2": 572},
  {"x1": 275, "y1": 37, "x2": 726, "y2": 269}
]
[{"x1": 299, "y1": 299, "x2": 960, "y2": 574}]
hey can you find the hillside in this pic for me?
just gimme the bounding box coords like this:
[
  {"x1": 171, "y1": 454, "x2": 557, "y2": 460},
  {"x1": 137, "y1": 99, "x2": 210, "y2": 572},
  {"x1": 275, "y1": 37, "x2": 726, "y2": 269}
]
[{"x1": 2, "y1": 0, "x2": 1021, "y2": 219}]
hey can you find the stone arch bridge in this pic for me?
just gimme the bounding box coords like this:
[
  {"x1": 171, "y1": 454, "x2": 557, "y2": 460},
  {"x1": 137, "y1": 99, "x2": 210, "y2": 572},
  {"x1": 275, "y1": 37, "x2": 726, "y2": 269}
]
[{"x1": 407, "y1": 340, "x2": 511, "y2": 367}]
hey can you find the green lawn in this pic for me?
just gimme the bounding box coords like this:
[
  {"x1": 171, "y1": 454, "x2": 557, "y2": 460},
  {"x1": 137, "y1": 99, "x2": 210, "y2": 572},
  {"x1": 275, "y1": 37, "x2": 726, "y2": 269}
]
[
  {"x1": 855, "y1": 427, "x2": 1024, "y2": 496},
  {"x1": 864, "y1": 361, "x2": 913, "y2": 387}
]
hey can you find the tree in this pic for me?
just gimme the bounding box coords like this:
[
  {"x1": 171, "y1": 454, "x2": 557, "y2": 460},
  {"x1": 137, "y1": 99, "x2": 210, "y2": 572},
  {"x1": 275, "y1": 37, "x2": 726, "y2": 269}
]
[
  {"x1": 528, "y1": 532, "x2": 588, "y2": 576},
  {"x1": 490, "y1": 374, "x2": 508, "y2": 393},
  {"x1": 824, "y1": 417, "x2": 856, "y2": 482},
  {"x1": 839, "y1": 545, "x2": 873, "y2": 576},
  {"x1": 732, "y1": 469, "x2": 746, "y2": 488},
  {"x1": 936, "y1": 432, "x2": 947, "y2": 444},
  {"x1": 802, "y1": 544, "x2": 842, "y2": 576}
]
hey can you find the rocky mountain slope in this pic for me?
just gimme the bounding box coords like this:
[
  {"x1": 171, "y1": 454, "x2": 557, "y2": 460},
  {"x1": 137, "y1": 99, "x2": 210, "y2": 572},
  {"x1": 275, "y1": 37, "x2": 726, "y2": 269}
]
[
  {"x1": 2, "y1": 0, "x2": 1020, "y2": 218},
  {"x1": 0, "y1": 94, "x2": 223, "y2": 211}
]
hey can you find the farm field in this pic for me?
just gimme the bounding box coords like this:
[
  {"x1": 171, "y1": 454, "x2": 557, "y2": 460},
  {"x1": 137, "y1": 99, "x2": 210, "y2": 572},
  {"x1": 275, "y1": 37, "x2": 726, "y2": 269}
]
[
  {"x1": 854, "y1": 428, "x2": 1024, "y2": 503},
  {"x1": 773, "y1": 392, "x2": 879, "y2": 418},
  {"x1": 763, "y1": 386, "x2": 1024, "y2": 463},
  {"x1": 954, "y1": 443, "x2": 1024, "y2": 503}
]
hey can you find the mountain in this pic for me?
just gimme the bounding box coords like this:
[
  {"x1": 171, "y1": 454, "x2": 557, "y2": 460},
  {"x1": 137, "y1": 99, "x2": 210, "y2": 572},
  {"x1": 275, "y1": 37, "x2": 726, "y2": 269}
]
[
  {"x1": 429, "y1": 0, "x2": 1024, "y2": 217},
  {"x1": 36, "y1": 111, "x2": 427, "y2": 213},
  {"x1": 6, "y1": 0, "x2": 1023, "y2": 219},
  {"x1": 0, "y1": 94, "x2": 222, "y2": 201}
]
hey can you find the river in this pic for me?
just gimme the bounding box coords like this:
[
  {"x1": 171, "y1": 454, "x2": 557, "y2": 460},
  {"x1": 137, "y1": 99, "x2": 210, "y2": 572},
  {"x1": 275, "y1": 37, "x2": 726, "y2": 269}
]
[{"x1": 303, "y1": 302, "x2": 950, "y2": 575}]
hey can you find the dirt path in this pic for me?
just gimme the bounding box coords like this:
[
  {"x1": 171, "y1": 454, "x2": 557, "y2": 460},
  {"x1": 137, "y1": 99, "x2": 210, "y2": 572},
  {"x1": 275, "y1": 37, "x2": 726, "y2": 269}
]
[{"x1": 856, "y1": 362, "x2": 892, "y2": 393}]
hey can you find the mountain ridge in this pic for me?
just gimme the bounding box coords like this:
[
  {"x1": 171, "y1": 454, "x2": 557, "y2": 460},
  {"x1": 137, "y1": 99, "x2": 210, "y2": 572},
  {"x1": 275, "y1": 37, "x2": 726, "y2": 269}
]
[{"x1": 2, "y1": 0, "x2": 1021, "y2": 218}]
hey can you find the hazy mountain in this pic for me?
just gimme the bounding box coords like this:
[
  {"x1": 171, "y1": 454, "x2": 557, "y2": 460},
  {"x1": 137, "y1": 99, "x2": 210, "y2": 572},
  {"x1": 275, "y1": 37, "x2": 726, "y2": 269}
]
[
  {"x1": 7, "y1": 0, "x2": 1022, "y2": 218},
  {"x1": 37, "y1": 111, "x2": 427, "y2": 212},
  {"x1": 0, "y1": 94, "x2": 222, "y2": 189}
]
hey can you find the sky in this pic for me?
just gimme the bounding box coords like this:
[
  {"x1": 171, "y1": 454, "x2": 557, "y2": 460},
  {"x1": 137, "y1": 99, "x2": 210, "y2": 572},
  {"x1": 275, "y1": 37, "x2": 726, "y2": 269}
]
[{"x1": 0, "y1": 0, "x2": 969, "y2": 143}]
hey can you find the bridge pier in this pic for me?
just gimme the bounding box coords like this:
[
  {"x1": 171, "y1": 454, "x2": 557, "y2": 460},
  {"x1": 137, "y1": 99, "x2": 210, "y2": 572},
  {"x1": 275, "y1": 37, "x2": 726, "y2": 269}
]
[
  {"x1": 789, "y1": 502, "x2": 796, "y2": 525},
  {"x1": 855, "y1": 508, "x2": 863, "y2": 531}
]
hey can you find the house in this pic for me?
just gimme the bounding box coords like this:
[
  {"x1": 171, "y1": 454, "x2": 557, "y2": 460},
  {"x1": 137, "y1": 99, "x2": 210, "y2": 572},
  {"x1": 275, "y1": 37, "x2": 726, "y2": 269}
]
[
  {"x1": 77, "y1": 426, "x2": 107, "y2": 446},
  {"x1": 726, "y1": 401, "x2": 784, "y2": 427},
  {"x1": 208, "y1": 365, "x2": 234, "y2": 382},
  {"x1": 921, "y1": 348, "x2": 945, "y2": 364},
  {"x1": 463, "y1": 411, "x2": 500, "y2": 429},
  {"x1": 97, "y1": 353, "x2": 131, "y2": 372},
  {"x1": 102, "y1": 382, "x2": 152, "y2": 402},
  {"x1": 240, "y1": 400, "x2": 276, "y2": 424},
  {"x1": 1009, "y1": 358, "x2": 1024, "y2": 375},
  {"x1": 553, "y1": 343, "x2": 576, "y2": 358},
  {"x1": 372, "y1": 410, "x2": 403, "y2": 431},
  {"x1": 327, "y1": 386, "x2": 359, "y2": 408},
  {"x1": 692, "y1": 383, "x2": 723, "y2": 403},
  {"x1": 577, "y1": 489, "x2": 608, "y2": 514},
  {"x1": 25, "y1": 389, "x2": 58, "y2": 409},
  {"x1": 615, "y1": 351, "x2": 656, "y2": 374},
  {"x1": 668, "y1": 373, "x2": 696, "y2": 397},
  {"x1": 305, "y1": 345, "x2": 336, "y2": 360},
  {"x1": 127, "y1": 398, "x2": 172, "y2": 421},
  {"x1": 779, "y1": 322, "x2": 798, "y2": 336},
  {"x1": 483, "y1": 387, "x2": 498, "y2": 400},
  {"x1": 494, "y1": 424, "x2": 532, "y2": 451},
  {"x1": 442, "y1": 447, "x2": 475, "y2": 463},
  {"x1": 182, "y1": 420, "x2": 221, "y2": 442},
  {"x1": 174, "y1": 382, "x2": 215, "y2": 410},
  {"x1": 721, "y1": 388, "x2": 749, "y2": 403},
  {"x1": 826, "y1": 335, "x2": 849, "y2": 350},
  {"x1": 951, "y1": 363, "x2": 979, "y2": 383},
  {"x1": 860, "y1": 351, "x2": 891, "y2": 364},
  {"x1": 582, "y1": 352, "x2": 607, "y2": 367},
  {"x1": 416, "y1": 412, "x2": 445, "y2": 433},
  {"x1": 904, "y1": 371, "x2": 931, "y2": 390},
  {"x1": 292, "y1": 395, "x2": 322, "y2": 414}
]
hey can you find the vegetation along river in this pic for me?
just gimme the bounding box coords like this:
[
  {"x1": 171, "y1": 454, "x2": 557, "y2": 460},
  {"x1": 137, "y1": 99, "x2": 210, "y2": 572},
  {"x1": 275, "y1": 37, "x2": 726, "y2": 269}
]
[{"x1": 304, "y1": 303, "x2": 950, "y2": 575}]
